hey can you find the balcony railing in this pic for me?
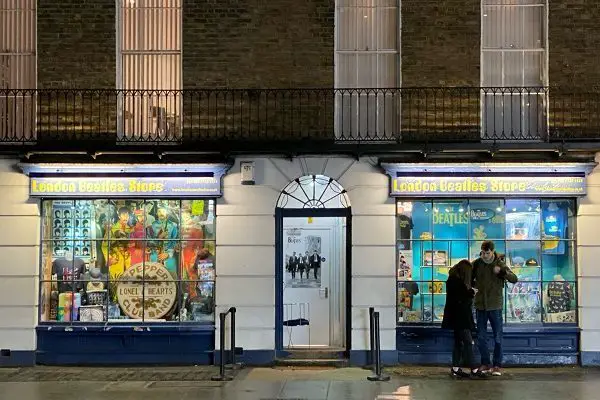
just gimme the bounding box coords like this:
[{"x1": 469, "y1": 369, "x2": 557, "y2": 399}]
[{"x1": 1, "y1": 88, "x2": 599, "y2": 146}]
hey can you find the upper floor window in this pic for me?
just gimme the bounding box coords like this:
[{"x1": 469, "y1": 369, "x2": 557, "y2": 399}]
[
  {"x1": 481, "y1": 0, "x2": 548, "y2": 140},
  {"x1": 117, "y1": 0, "x2": 182, "y2": 140},
  {"x1": 0, "y1": 0, "x2": 36, "y2": 141},
  {"x1": 334, "y1": 0, "x2": 400, "y2": 141}
]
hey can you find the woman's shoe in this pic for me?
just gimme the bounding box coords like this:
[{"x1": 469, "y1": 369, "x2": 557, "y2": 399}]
[
  {"x1": 471, "y1": 369, "x2": 488, "y2": 378},
  {"x1": 450, "y1": 368, "x2": 471, "y2": 378}
]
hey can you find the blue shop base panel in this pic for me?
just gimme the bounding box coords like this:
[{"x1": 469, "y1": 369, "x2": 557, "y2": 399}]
[
  {"x1": 0, "y1": 350, "x2": 36, "y2": 367},
  {"x1": 397, "y1": 326, "x2": 579, "y2": 366},
  {"x1": 36, "y1": 325, "x2": 215, "y2": 365}
]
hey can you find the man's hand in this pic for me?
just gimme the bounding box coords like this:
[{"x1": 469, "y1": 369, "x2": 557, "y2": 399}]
[
  {"x1": 472, "y1": 287, "x2": 479, "y2": 295},
  {"x1": 493, "y1": 265, "x2": 501, "y2": 275}
]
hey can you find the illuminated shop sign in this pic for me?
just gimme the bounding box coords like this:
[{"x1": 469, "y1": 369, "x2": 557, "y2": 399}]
[
  {"x1": 30, "y1": 176, "x2": 222, "y2": 197},
  {"x1": 390, "y1": 176, "x2": 586, "y2": 197}
]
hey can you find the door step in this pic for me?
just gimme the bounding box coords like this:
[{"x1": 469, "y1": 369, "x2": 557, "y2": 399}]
[
  {"x1": 273, "y1": 358, "x2": 350, "y2": 368},
  {"x1": 281, "y1": 348, "x2": 346, "y2": 360}
]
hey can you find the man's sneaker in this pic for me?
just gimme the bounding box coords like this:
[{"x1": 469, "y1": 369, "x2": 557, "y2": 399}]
[
  {"x1": 478, "y1": 365, "x2": 491, "y2": 375},
  {"x1": 491, "y1": 367, "x2": 502, "y2": 376}
]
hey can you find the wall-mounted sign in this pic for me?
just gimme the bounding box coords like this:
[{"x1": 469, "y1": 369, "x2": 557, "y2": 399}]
[
  {"x1": 240, "y1": 161, "x2": 255, "y2": 185},
  {"x1": 116, "y1": 262, "x2": 176, "y2": 320},
  {"x1": 30, "y1": 176, "x2": 222, "y2": 197},
  {"x1": 390, "y1": 176, "x2": 586, "y2": 197}
]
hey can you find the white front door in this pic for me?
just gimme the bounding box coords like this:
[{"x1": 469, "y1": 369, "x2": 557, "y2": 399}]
[{"x1": 282, "y1": 217, "x2": 344, "y2": 348}]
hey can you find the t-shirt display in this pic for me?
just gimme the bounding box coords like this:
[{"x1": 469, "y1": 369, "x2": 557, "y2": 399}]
[
  {"x1": 542, "y1": 202, "x2": 567, "y2": 254},
  {"x1": 397, "y1": 214, "x2": 414, "y2": 250},
  {"x1": 546, "y1": 280, "x2": 573, "y2": 313},
  {"x1": 52, "y1": 257, "x2": 85, "y2": 292}
]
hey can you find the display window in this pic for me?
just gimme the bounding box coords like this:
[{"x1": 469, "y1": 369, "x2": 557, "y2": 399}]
[
  {"x1": 396, "y1": 198, "x2": 577, "y2": 325},
  {"x1": 39, "y1": 199, "x2": 216, "y2": 324}
]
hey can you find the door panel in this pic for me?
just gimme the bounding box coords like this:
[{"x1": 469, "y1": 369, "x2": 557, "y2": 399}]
[{"x1": 282, "y1": 217, "x2": 344, "y2": 348}]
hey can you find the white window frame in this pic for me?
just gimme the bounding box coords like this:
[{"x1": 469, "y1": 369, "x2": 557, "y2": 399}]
[
  {"x1": 0, "y1": 0, "x2": 36, "y2": 141},
  {"x1": 334, "y1": 0, "x2": 401, "y2": 142},
  {"x1": 116, "y1": 0, "x2": 182, "y2": 140},
  {"x1": 480, "y1": 0, "x2": 549, "y2": 141}
]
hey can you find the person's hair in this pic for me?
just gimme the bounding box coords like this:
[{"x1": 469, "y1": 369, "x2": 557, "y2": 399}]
[
  {"x1": 481, "y1": 240, "x2": 495, "y2": 252},
  {"x1": 449, "y1": 259, "x2": 473, "y2": 288},
  {"x1": 118, "y1": 207, "x2": 130, "y2": 215}
]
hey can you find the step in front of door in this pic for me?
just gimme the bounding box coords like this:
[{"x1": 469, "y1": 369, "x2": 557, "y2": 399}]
[{"x1": 273, "y1": 358, "x2": 350, "y2": 368}]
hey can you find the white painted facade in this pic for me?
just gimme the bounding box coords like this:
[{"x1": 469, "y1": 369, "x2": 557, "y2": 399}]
[{"x1": 1, "y1": 154, "x2": 600, "y2": 363}]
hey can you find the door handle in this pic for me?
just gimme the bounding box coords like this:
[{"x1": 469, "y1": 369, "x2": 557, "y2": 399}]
[{"x1": 319, "y1": 287, "x2": 328, "y2": 298}]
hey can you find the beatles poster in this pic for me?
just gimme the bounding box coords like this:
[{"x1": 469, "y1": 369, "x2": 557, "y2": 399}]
[{"x1": 284, "y1": 229, "x2": 323, "y2": 289}]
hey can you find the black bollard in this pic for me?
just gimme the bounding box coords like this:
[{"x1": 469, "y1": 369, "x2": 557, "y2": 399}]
[
  {"x1": 211, "y1": 312, "x2": 233, "y2": 381},
  {"x1": 226, "y1": 307, "x2": 243, "y2": 370},
  {"x1": 367, "y1": 312, "x2": 390, "y2": 382},
  {"x1": 363, "y1": 307, "x2": 375, "y2": 370}
]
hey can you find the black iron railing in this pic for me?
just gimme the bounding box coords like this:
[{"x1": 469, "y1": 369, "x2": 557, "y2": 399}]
[{"x1": 1, "y1": 88, "x2": 600, "y2": 145}]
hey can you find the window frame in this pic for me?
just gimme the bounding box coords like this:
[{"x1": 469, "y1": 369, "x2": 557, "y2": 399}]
[
  {"x1": 480, "y1": 0, "x2": 550, "y2": 140},
  {"x1": 38, "y1": 197, "x2": 217, "y2": 326},
  {"x1": 115, "y1": 0, "x2": 183, "y2": 140},
  {"x1": 333, "y1": 0, "x2": 401, "y2": 140},
  {"x1": 396, "y1": 197, "x2": 578, "y2": 327}
]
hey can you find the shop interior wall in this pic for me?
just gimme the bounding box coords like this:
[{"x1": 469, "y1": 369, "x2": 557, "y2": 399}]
[
  {"x1": 0, "y1": 157, "x2": 39, "y2": 365},
  {"x1": 578, "y1": 152, "x2": 600, "y2": 365},
  {"x1": 215, "y1": 156, "x2": 396, "y2": 361}
]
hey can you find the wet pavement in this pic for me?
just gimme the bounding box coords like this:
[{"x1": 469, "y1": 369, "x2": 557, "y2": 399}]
[{"x1": 0, "y1": 366, "x2": 600, "y2": 399}]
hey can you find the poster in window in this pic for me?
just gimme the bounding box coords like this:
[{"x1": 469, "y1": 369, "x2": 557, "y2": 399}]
[{"x1": 284, "y1": 229, "x2": 323, "y2": 289}]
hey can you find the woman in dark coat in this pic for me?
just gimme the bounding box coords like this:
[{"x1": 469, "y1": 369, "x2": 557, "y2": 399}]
[{"x1": 442, "y1": 259, "x2": 484, "y2": 378}]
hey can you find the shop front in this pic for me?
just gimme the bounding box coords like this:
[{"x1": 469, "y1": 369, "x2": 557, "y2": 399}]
[
  {"x1": 21, "y1": 163, "x2": 229, "y2": 365},
  {"x1": 382, "y1": 162, "x2": 594, "y2": 365}
]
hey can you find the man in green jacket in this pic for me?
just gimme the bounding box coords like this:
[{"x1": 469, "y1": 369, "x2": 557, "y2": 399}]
[{"x1": 472, "y1": 240, "x2": 518, "y2": 377}]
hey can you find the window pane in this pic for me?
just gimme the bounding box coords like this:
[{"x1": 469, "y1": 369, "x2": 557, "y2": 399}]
[
  {"x1": 432, "y1": 280, "x2": 447, "y2": 323},
  {"x1": 410, "y1": 201, "x2": 433, "y2": 240},
  {"x1": 542, "y1": 199, "x2": 575, "y2": 243},
  {"x1": 542, "y1": 241, "x2": 576, "y2": 282},
  {"x1": 433, "y1": 201, "x2": 468, "y2": 240},
  {"x1": 181, "y1": 240, "x2": 215, "y2": 282},
  {"x1": 543, "y1": 281, "x2": 576, "y2": 323},
  {"x1": 506, "y1": 240, "x2": 541, "y2": 280},
  {"x1": 146, "y1": 200, "x2": 180, "y2": 278},
  {"x1": 506, "y1": 281, "x2": 542, "y2": 323},
  {"x1": 470, "y1": 240, "x2": 506, "y2": 261},
  {"x1": 469, "y1": 200, "x2": 505, "y2": 240},
  {"x1": 183, "y1": 281, "x2": 215, "y2": 322},
  {"x1": 482, "y1": 52, "x2": 502, "y2": 86},
  {"x1": 182, "y1": 199, "x2": 216, "y2": 241},
  {"x1": 506, "y1": 199, "x2": 541, "y2": 240}
]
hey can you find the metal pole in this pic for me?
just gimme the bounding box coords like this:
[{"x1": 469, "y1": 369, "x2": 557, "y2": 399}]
[
  {"x1": 367, "y1": 312, "x2": 390, "y2": 382},
  {"x1": 226, "y1": 307, "x2": 243, "y2": 370},
  {"x1": 363, "y1": 307, "x2": 375, "y2": 370},
  {"x1": 211, "y1": 312, "x2": 233, "y2": 381}
]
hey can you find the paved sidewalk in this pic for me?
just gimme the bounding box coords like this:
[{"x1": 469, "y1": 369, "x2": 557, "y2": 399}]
[{"x1": 0, "y1": 366, "x2": 598, "y2": 399}]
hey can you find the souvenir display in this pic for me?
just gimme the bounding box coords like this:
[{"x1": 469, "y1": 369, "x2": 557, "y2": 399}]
[
  {"x1": 397, "y1": 199, "x2": 576, "y2": 325},
  {"x1": 40, "y1": 199, "x2": 217, "y2": 324}
]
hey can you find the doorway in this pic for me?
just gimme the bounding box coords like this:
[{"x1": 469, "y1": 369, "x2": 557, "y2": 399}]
[{"x1": 274, "y1": 175, "x2": 352, "y2": 357}]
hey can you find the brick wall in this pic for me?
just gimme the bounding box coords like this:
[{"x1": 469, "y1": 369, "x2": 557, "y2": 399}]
[
  {"x1": 401, "y1": 0, "x2": 480, "y2": 87},
  {"x1": 182, "y1": 0, "x2": 334, "y2": 89},
  {"x1": 549, "y1": 1, "x2": 600, "y2": 89},
  {"x1": 37, "y1": 0, "x2": 116, "y2": 89}
]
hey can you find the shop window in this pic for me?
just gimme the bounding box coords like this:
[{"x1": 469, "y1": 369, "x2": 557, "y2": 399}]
[
  {"x1": 396, "y1": 198, "x2": 577, "y2": 325},
  {"x1": 39, "y1": 199, "x2": 216, "y2": 324}
]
